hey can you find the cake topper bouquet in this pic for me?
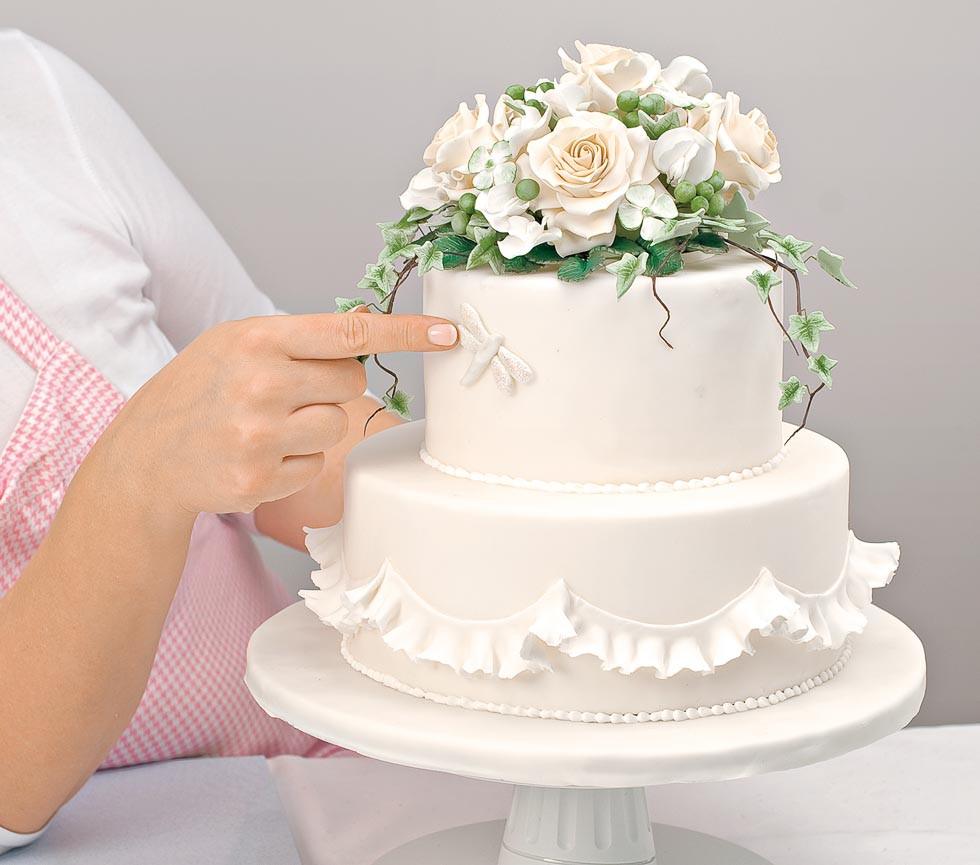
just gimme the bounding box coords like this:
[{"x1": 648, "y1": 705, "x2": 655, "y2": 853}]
[{"x1": 346, "y1": 42, "x2": 856, "y2": 431}]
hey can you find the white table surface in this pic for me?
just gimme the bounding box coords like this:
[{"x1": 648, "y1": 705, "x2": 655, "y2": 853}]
[{"x1": 8, "y1": 725, "x2": 978, "y2": 864}]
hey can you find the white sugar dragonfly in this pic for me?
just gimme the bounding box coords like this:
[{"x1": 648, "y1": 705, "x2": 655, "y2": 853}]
[{"x1": 457, "y1": 302, "x2": 534, "y2": 394}]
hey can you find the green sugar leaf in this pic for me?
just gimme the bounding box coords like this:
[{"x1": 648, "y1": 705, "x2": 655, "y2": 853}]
[
  {"x1": 556, "y1": 255, "x2": 592, "y2": 282},
  {"x1": 434, "y1": 234, "x2": 476, "y2": 255},
  {"x1": 335, "y1": 296, "x2": 367, "y2": 313},
  {"x1": 778, "y1": 376, "x2": 806, "y2": 411},
  {"x1": 606, "y1": 251, "x2": 649, "y2": 299},
  {"x1": 807, "y1": 353, "x2": 838, "y2": 388},
  {"x1": 686, "y1": 231, "x2": 728, "y2": 254},
  {"x1": 817, "y1": 247, "x2": 857, "y2": 288},
  {"x1": 762, "y1": 231, "x2": 812, "y2": 273},
  {"x1": 416, "y1": 241, "x2": 444, "y2": 275},
  {"x1": 384, "y1": 389, "x2": 413, "y2": 420},
  {"x1": 788, "y1": 310, "x2": 835, "y2": 353},
  {"x1": 643, "y1": 240, "x2": 684, "y2": 276},
  {"x1": 503, "y1": 255, "x2": 544, "y2": 274},
  {"x1": 441, "y1": 253, "x2": 468, "y2": 269},
  {"x1": 526, "y1": 244, "x2": 564, "y2": 264},
  {"x1": 746, "y1": 269, "x2": 782, "y2": 303}
]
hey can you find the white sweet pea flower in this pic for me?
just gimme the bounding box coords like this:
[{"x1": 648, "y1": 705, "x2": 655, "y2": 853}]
[
  {"x1": 654, "y1": 56, "x2": 713, "y2": 108},
  {"x1": 618, "y1": 184, "x2": 679, "y2": 242},
  {"x1": 653, "y1": 126, "x2": 716, "y2": 185},
  {"x1": 492, "y1": 96, "x2": 553, "y2": 156},
  {"x1": 558, "y1": 41, "x2": 661, "y2": 112},
  {"x1": 498, "y1": 215, "x2": 562, "y2": 259},
  {"x1": 468, "y1": 140, "x2": 517, "y2": 190},
  {"x1": 399, "y1": 167, "x2": 450, "y2": 211},
  {"x1": 534, "y1": 80, "x2": 595, "y2": 117},
  {"x1": 475, "y1": 183, "x2": 529, "y2": 232}
]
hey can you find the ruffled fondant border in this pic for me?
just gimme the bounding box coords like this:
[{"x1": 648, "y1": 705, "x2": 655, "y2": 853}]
[{"x1": 301, "y1": 526, "x2": 898, "y2": 680}]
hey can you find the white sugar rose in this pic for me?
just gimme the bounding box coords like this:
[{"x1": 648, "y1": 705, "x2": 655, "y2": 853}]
[
  {"x1": 399, "y1": 167, "x2": 450, "y2": 211},
  {"x1": 533, "y1": 80, "x2": 595, "y2": 118},
  {"x1": 521, "y1": 112, "x2": 657, "y2": 256},
  {"x1": 558, "y1": 41, "x2": 661, "y2": 112},
  {"x1": 652, "y1": 127, "x2": 716, "y2": 186},
  {"x1": 687, "y1": 92, "x2": 781, "y2": 199},
  {"x1": 419, "y1": 95, "x2": 499, "y2": 200},
  {"x1": 492, "y1": 96, "x2": 553, "y2": 157}
]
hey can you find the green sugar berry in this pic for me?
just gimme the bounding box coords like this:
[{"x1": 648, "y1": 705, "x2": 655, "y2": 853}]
[
  {"x1": 451, "y1": 211, "x2": 471, "y2": 235},
  {"x1": 616, "y1": 90, "x2": 640, "y2": 113},
  {"x1": 690, "y1": 195, "x2": 710, "y2": 213},
  {"x1": 696, "y1": 181, "x2": 715, "y2": 199},
  {"x1": 707, "y1": 193, "x2": 726, "y2": 216},
  {"x1": 623, "y1": 111, "x2": 640, "y2": 128},
  {"x1": 708, "y1": 170, "x2": 725, "y2": 191},
  {"x1": 458, "y1": 192, "x2": 477, "y2": 215},
  {"x1": 638, "y1": 93, "x2": 666, "y2": 116},
  {"x1": 673, "y1": 180, "x2": 697, "y2": 203},
  {"x1": 515, "y1": 178, "x2": 541, "y2": 201},
  {"x1": 505, "y1": 84, "x2": 526, "y2": 101}
]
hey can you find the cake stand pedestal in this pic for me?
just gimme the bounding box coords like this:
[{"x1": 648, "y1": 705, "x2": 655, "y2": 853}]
[{"x1": 245, "y1": 603, "x2": 925, "y2": 865}]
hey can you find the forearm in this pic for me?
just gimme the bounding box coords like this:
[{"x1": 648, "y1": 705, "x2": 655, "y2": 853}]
[
  {"x1": 254, "y1": 394, "x2": 401, "y2": 550},
  {"x1": 0, "y1": 423, "x2": 197, "y2": 833}
]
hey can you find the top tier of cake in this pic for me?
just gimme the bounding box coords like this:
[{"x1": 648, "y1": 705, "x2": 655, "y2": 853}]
[{"x1": 422, "y1": 251, "x2": 784, "y2": 486}]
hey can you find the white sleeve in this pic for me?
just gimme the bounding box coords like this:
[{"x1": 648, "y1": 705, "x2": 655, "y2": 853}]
[
  {"x1": 0, "y1": 822, "x2": 45, "y2": 855},
  {"x1": 29, "y1": 35, "x2": 279, "y2": 350}
]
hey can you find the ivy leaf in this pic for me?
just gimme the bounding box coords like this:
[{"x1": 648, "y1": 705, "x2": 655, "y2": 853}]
[
  {"x1": 700, "y1": 215, "x2": 745, "y2": 232},
  {"x1": 746, "y1": 269, "x2": 782, "y2": 303},
  {"x1": 762, "y1": 231, "x2": 813, "y2": 273},
  {"x1": 686, "y1": 232, "x2": 728, "y2": 254},
  {"x1": 526, "y1": 244, "x2": 564, "y2": 264},
  {"x1": 643, "y1": 240, "x2": 684, "y2": 276},
  {"x1": 606, "y1": 251, "x2": 649, "y2": 299},
  {"x1": 556, "y1": 255, "x2": 594, "y2": 282},
  {"x1": 816, "y1": 247, "x2": 856, "y2": 288},
  {"x1": 807, "y1": 353, "x2": 838, "y2": 388},
  {"x1": 335, "y1": 296, "x2": 367, "y2": 313},
  {"x1": 383, "y1": 389, "x2": 413, "y2": 420},
  {"x1": 416, "y1": 240, "x2": 444, "y2": 275},
  {"x1": 503, "y1": 255, "x2": 543, "y2": 274},
  {"x1": 380, "y1": 225, "x2": 414, "y2": 249},
  {"x1": 441, "y1": 252, "x2": 468, "y2": 269},
  {"x1": 466, "y1": 230, "x2": 504, "y2": 275},
  {"x1": 778, "y1": 376, "x2": 806, "y2": 411},
  {"x1": 357, "y1": 259, "x2": 397, "y2": 300},
  {"x1": 400, "y1": 206, "x2": 432, "y2": 226},
  {"x1": 788, "y1": 310, "x2": 835, "y2": 353},
  {"x1": 434, "y1": 234, "x2": 476, "y2": 255},
  {"x1": 721, "y1": 192, "x2": 770, "y2": 252}
]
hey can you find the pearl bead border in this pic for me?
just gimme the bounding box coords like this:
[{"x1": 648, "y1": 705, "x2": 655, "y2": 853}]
[
  {"x1": 418, "y1": 446, "x2": 789, "y2": 494},
  {"x1": 339, "y1": 636, "x2": 853, "y2": 724}
]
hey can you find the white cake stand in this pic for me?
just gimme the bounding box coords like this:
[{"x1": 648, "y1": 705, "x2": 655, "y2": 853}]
[{"x1": 246, "y1": 603, "x2": 925, "y2": 865}]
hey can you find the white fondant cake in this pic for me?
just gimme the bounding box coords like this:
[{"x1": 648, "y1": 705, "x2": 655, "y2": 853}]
[{"x1": 301, "y1": 256, "x2": 901, "y2": 724}]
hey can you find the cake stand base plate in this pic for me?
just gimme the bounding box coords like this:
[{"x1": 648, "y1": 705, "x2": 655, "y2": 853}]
[
  {"x1": 374, "y1": 820, "x2": 770, "y2": 865},
  {"x1": 245, "y1": 603, "x2": 925, "y2": 789}
]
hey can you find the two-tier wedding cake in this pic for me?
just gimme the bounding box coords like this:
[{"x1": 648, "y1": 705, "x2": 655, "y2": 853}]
[{"x1": 301, "y1": 43, "x2": 899, "y2": 724}]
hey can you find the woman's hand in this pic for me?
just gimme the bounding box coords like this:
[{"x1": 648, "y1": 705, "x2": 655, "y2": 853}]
[{"x1": 104, "y1": 312, "x2": 457, "y2": 518}]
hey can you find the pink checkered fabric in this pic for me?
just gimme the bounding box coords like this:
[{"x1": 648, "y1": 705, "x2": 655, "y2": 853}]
[{"x1": 0, "y1": 281, "x2": 342, "y2": 765}]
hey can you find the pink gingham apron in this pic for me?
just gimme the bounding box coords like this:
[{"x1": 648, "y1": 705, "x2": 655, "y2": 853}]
[{"x1": 0, "y1": 281, "x2": 342, "y2": 765}]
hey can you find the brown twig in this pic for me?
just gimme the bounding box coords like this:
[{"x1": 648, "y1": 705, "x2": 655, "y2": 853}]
[
  {"x1": 650, "y1": 276, "x2": 674, "y2": 349},
  {"x1": 785, "y1": 382, "x2": 825, "y2": 444}
]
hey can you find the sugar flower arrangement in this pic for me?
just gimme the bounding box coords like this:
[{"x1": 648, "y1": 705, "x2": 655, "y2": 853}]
[{"x1": 346, "y1": 42, "x2": 856, "y2": 432}]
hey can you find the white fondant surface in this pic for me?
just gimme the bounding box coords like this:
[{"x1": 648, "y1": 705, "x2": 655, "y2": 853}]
[
  {"x1": 422, "y1": 253, "x2": 784, "y2": 485},
  {"x1": 342, "y1": 421, "x2": 850, "y2": 624},
  {"x1": 244, "y1": 603, "x2": 926, "y2": 787}
]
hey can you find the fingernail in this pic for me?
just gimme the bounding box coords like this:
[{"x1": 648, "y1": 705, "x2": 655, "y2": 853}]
[{"x1": 427, "y1": 324, "x2": 458, "y2": 346}]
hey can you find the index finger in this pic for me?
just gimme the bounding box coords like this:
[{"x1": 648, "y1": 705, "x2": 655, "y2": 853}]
[{"x1": 275, "y1": 312, "x2": 458, "y2": 360}]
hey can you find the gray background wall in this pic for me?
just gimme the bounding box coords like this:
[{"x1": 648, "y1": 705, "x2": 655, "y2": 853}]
[{"x1": 4, "y1": 1, "x2": 976, "y2": 725}]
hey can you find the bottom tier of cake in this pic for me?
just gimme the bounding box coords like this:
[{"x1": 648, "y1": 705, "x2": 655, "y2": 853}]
[{"x1": 344, "y1": 628, "x2": 850, "y2": 724}]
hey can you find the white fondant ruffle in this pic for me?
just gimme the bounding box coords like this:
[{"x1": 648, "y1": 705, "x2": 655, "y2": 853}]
[{"x1": 302, "y1": 526, "x2": 898, "y2": 680}]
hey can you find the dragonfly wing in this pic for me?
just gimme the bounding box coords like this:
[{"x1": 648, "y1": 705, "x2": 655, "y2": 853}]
[
  {"x1": 458, "y1": 324, "x2": 481, "y2": 352},
  {"x1": 490, "y1": 357, "x2": 514, "y2": 393},
  {"x1": 497, "y1": 347, "x2": 534, "y2": 385},
  {"x1": 459, "y1": 303, "x2": 491, "y2": 341}
]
